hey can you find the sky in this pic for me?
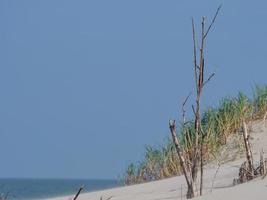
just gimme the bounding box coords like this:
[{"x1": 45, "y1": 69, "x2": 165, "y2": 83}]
[{"x1": 0, "y1": 0, "x2": 267, "y2": 179}]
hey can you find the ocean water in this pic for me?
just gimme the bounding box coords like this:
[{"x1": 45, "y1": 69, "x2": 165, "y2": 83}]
[{"x1": 0, "y1": 178, "x2": 121, "y2": 200}]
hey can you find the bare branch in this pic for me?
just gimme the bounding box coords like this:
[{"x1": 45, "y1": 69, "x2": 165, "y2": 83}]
[
  {"x1": 210, "y1": 161, "x2": 221, "y2": 193},
  {"x1": 242, "y1": 121, "x2": 254, "y2": 179},
  {"x1": 73, "y1": 186, "x2": 84, "y2": 200},
  {"x1": 182, "y1": 92, "x2": 192, "y2": 108},
  {"x1": 192, "y1": 18, "x2": 198, "y2": 91},
  {"x1": 203, "y1": 72, "x2": 215, "y2": 87},
  {"x1": 169, "y1": 120, "x2": 192, "y2": 187},
  {"x1": 199, "y1": 17, "x2": 205, "y2": 94},
  {"x1": 182, "y1": 92, "x2": 192, "y2": 127},
  {"x1": 204, "y1": 5, "x2": 222, "y2": 39},
  {"x1": 191, "y1": 105, "x2": 196, "y2": 117}
]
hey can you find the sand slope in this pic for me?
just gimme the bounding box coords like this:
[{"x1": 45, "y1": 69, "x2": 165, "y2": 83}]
[{"x1": 47, "y1": 120, "x2": 267, "y2": 200}]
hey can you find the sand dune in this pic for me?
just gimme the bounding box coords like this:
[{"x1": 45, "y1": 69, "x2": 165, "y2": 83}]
[{"x1": 47, "y1": 120, "x2": 267, "y2": 200}]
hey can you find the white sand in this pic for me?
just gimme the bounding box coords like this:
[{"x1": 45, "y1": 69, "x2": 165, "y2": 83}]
[{"x1": 47, "y1": 120, "x2": 267, "y2": 200}]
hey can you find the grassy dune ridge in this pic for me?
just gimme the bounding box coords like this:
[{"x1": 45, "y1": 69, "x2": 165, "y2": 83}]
[{"x1": 124, "y1": 85, "x2": 267, "y2": 185}]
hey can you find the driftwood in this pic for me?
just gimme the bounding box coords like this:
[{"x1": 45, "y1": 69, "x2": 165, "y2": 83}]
[
  {"x1": 237, "y1": 158, "x2": 267, "y2": 184},
  {"x1": 241, "y1": 121, "x2": 254, "y2": 180},
  {"x1": 235, "y1": 122, "x2": 267, "y2": 184},
  {"x1": 170, "y1": 120, "x2": 197, "y2": 198},
  {"x1": 73, "y1": 186, "x2": 84, "y2": 200},
  {"x1": 259, "y1": 149, "x2": 266, "y2": 176}
]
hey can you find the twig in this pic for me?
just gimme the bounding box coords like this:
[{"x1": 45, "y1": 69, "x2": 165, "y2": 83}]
[
  {"x1": 192, "y1": 18, "x2": 198, "y2": 91},
  {"x1": 204, "y1": 5, "x2": 222, "y2": 38},
  {"x1": 182, "y1": 93, "x2": 191, "y2": 111},
  {"x1": 181, "y1": 92, "x2": 192, "y2": 159},
  {"x1": 210, "y1": 162, "x2": 221, "y2": 193},
  {"x1": 203, "y1": 72, "x2": 215, "y2": 87},
  {"x1": 73, "y1": 186, "x2": 84, "y2": 200},
  {"x1": 182, "y1": 93, "x2": 191, "y2": 123}
]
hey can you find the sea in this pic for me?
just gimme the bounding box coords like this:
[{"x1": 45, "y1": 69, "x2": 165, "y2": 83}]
[{"x1": 0, "y1": 178, "x2": 121, "y2": 200}]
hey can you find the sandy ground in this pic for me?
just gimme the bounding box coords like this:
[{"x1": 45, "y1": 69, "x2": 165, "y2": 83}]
[{"x1": 47, "y1": 120, "x2": 267, "y2": 200}]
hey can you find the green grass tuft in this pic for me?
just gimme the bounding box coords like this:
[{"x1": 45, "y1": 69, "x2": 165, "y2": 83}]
[{"x1": 124, "y1": 85, "x2": 267, "y2": 185}]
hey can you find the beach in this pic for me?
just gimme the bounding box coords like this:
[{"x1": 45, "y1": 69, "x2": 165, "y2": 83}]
[
  {"x1": 47, "y1": 120, "x2": 267, "y2": 200},
  {"x1": 47, "y1": 162, "x2": 267, "y2": 200}
]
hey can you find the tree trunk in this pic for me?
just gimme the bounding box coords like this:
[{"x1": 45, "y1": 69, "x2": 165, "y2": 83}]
[
  {"x1": 186, "y1": 183, "x2": 198, "y2": 199},
  {"x1": 169, "y1": 120, "x2": 198, "y2": 198}
]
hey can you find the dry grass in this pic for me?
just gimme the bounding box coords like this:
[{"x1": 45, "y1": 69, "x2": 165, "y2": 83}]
[{"x1": 124, "y1": 85, "x2": 267, "y2": 185}]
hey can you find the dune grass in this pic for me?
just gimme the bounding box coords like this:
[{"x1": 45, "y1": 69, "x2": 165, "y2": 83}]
[{"x1": 124, "y1": 85, "x2": 267, "y2": 185}]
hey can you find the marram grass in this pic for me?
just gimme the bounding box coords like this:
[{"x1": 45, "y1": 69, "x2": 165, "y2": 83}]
[{"x1": 124, "y1": 85, "x2": 267, "y2": 185}]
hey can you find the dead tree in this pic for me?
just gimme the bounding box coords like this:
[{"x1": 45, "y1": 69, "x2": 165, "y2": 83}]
[{"x1": 169, "y1": 6, "x2": 221, "y2": 198}]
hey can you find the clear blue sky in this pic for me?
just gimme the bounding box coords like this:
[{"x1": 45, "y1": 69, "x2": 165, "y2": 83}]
[{"x1": 0, "y1": 0, "x2": 267, "y2": 179}]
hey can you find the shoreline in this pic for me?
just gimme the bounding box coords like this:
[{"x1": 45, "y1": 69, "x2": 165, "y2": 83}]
[
  {"x1": 46, "y1": 120, "x2": 267, "y2": 200},
  {"x1": 45, "y1": 160, "x2": 267, "y2": 200}
]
